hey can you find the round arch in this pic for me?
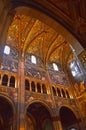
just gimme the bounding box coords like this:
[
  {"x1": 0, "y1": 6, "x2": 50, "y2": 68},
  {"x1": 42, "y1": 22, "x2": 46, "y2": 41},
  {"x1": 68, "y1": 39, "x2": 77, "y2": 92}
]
[
  {"x1": 58, "y1": 104, "x2": 79, "y2": 119},
  {"x1": 0, "y1": 93, "x2": 16, "y2": 130},
  {"x1": 59, "y1": 105, "x2": 81, "y2": 130},
  {"x1": 26, "y1": 100, "x2": 54, "y2": 130},
  {"x1": 14, "y1": 6, "x2": 83, "y2": 55},
  {"x1": 25, "y1": 99, "x2": 53, "y2": 117}
]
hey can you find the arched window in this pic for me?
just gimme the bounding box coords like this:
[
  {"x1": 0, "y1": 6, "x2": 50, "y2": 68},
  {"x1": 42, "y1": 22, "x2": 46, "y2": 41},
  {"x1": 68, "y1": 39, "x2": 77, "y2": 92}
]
[
  {"x1": 31, "y1": 81, "x2": 35, "y2": 92},
  {"x1": 52, "y1": 86, "x2": 56, "y2": 96},
  {"x1": 10, "y1": 76, "x2": 15, "y2": 87},
  {"x1": 70, "y1": 60, "x2": 81, "y2": 77},
  {"x1": 25, "y1": 79, "x2": 30, "y2": 90},
  {"x1": 2, "y1": 74, "x2": 8, "y2": 86},
  {"x1": 53, "y1": 63, "x2": 58, "y2": 71},
  {"x1": 4, "y1": 45, "x2": 10, "y2": 55},
  {"x1": 42, "y1": 84, "x2": 47, "y2": 94},
  {"x1": 37, "y1": 83, "x2": 41, "y2": 93},
  {"x1": 31, "y1": 55, "x2": 36, "y2": 64},
  {"x1": 62, "y1": 89, "x2": 66, "y2": 98},
  {"x1": 57, "y1": 88, "x2": 61, "y2": 97},
  {"x1": 66, "y1": 90, "x2": 70, "y2": 98}
]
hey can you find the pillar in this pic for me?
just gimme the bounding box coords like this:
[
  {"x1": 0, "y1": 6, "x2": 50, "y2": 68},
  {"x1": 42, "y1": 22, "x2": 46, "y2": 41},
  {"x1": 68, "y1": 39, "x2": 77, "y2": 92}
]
[
  {"x1": 17, "y1": 57, "x2": 25, "y2": 130},
  {"x1": 7, "y1": 76, "x2": 10, "y2": 87},
  {"x1": 46, "y1": 69, "x2": 56, "y2": 106},
  {"x1": 52, "y1": 117, "x2": 62, "y2": 130}
]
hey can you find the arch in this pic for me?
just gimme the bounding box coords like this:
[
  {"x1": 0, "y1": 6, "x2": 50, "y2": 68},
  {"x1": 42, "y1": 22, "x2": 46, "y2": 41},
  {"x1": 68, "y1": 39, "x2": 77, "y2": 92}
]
[
  {"x1": 58, "y1": 104, "x2": 79, "y2": 120},
  {"x1": 52, "y1": 86, "x2": 57, "y2": 96},
  {"x1": 59, "y1": 106, "x2": 80, "y2": 130},
  {"x1": 15, "y1": 6, "x2": 83, "y2": 55},
  {"x1": 2, "y1": 74, "x2": 8, "y2": 86},
  {"x1": 66, "y1": 90, "x2": 70, "y2": 98},
  {"x1": 42, "y1": 84, "x2": 47, "y2": 94},
  {"x1": 9, "y1": 76, "x2": 15, "y2": 88},
  {"x1": 61, "y1": 89, "x2": 66, "y2": 98},
  {"x1": 0, "y1": 94, "x2": 16, "y2": 130},
  {"x1": 26, "y1": 101, "x2": 54, "y2": 130},
  {"x1": 25, "y1": 79, "x2": 30, "y2": 91},
  {"x1": 26, "y1": 112, "x2": 36, "y2": 130},
  {"x1": 57, "y1": 87, "x2": 61, "y2": 97},
  {"x1": 31, "y1": 81, "x2": 35, "y2": 92},
  {"x1": 37, "y1": 83, "x2": 41, "y2": 93},
  {"x1": 26, "y1": 100, "x2": 53, "y2": 117}
]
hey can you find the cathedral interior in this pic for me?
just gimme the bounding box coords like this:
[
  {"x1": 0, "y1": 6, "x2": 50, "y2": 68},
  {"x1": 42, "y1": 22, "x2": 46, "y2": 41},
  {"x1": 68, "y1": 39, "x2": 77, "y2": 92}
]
[{"x1": 0, "y1": 0, "x2": 86, "y2": 130}]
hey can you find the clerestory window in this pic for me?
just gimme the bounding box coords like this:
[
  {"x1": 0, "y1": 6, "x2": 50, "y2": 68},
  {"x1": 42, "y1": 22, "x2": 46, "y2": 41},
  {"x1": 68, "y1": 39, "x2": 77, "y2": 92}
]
[
  {"x1": 53, "y1": 63, "x2": 58, "y2": 71},
  {"x1": 31, "y1": 55, "x2": 36, "y2": 64},
  {"x1": 4, "y1": 45, "x2": 10, "y2": 55}
]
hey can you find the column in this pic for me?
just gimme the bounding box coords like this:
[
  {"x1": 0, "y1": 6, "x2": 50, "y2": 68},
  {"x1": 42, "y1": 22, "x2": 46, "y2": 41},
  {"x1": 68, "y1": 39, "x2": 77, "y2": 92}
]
[
  {"x1": 46, "y1": 69, "x2": 56, "y2": 106},
  {"x1": 17, "y1": 57, "x2": 25, "y2": 130},
  {"x1": 29, "y1": 80, "x2": 32, "y2": 91},
  {"x1": 35, "y1": 82, "x2": 37, "y2": 92},
  {"x1": 7, "y1": 76, "x2": 10, "y2": 87},
  {"x1": 52, "y1": 117, "x2": 62, "y2": 130}
]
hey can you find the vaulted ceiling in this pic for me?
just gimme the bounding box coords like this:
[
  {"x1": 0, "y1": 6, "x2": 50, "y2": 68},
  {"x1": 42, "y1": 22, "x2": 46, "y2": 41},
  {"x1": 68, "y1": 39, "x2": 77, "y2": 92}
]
[
  {"x1": 9, "y1": 0, "x2": 86, "y2": 49},
  {"x1": 6, "y1": 14, "x2": 69, "y2": 66},
  {"x1": 5, "y1": 0, "x2": 86, "y2": 67}
]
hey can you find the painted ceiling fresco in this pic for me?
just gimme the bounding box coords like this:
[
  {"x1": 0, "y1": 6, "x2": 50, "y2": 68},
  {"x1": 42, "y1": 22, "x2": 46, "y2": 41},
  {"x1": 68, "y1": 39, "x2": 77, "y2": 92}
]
[{"x1": 6, "y1": 14, "x2": 70, "y2": 66}]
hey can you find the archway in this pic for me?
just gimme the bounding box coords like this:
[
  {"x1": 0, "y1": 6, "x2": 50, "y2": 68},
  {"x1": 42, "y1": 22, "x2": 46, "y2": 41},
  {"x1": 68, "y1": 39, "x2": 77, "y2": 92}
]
[
  {"x1": 26, "y1": 102, "x2": 54, "y2": 130},
  {"x1": 59, "y1": 106, "x2": 80, "y2": 130},
  {"x1": 0, "y1": 95, "x2": 15, "y2": 130}
]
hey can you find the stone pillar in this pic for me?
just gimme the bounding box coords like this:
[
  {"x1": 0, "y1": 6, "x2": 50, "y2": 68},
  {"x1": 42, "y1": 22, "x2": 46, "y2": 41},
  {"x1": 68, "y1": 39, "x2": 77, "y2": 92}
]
[
  {"x1": 17, "y1": 57, "x2": 25, "y2": 130},
  {"x1": 29, "y1": 80, "x2": 32, "y2": 91},
  {"x1": 46, "y1": 69, "x2": 56, "y2": 106},
  {"x1": 52, "y1": 117, "x2": 63, "y2": 130}
]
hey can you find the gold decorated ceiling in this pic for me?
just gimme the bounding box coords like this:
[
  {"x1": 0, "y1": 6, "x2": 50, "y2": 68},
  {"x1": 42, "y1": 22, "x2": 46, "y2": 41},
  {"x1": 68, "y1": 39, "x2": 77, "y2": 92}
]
[{"x1": 6, "y1": 14, "x2": 71, "y2": 65}]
